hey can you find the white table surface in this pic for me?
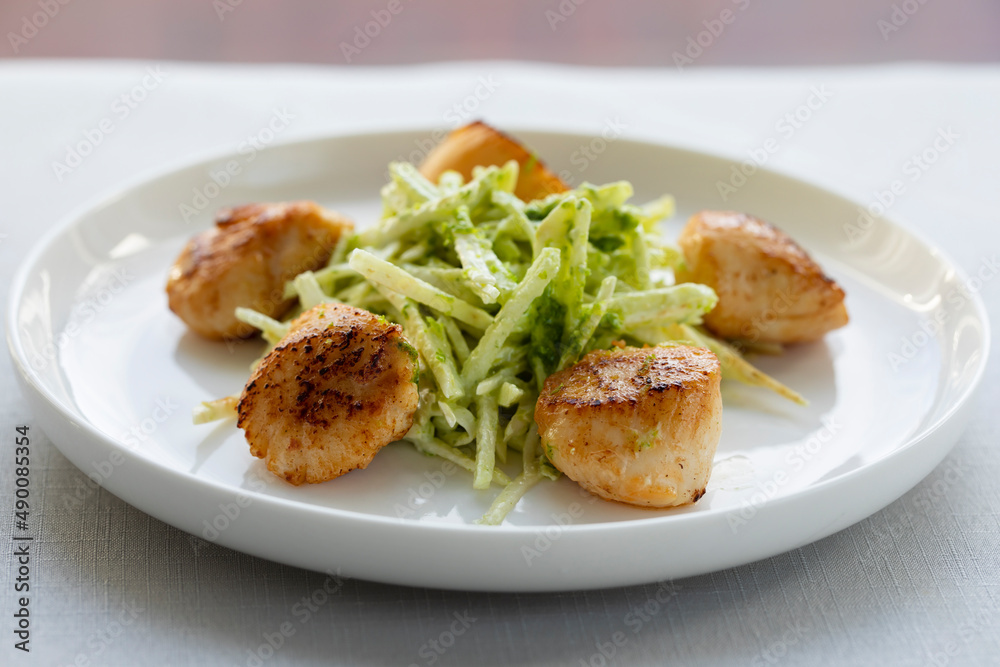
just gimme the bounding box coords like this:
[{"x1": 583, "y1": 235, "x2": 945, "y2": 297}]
[{"x1": 1, "y1": 60, "x2": 998, "y2": 666}]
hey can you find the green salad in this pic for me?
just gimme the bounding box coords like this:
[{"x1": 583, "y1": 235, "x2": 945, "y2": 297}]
[{"x1": 200, "y1": 159, "x2": 802, "y2": 524}]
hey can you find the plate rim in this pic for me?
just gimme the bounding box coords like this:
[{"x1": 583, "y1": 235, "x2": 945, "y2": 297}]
[{"x1": 5, "y1": 124, "x2": 992, "y2": 582}]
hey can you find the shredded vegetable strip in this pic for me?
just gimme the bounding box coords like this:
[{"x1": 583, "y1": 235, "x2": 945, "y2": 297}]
[
  {"x1": 478, "y1": 424, "x2": 544, "y2": 525},
  {"x1": 203, "y1": 156, "x2": 807, "y2": 525},
  {"x1": 473, "y1": 392, "x2": 500, "y2": 489},
  {"x1": 234, "y1": 307, "x2": 289, "y2": 344},
  {"x1": 460, "y1": 247, "x2": 560, "y2": 389},
  {"x1": 674, "y1": 324, "x2": 807, "y2": 406},
  {"x1": 349, "y1": 249, "x2": 493, "y2": 330},
  {"x1": 193, "y1": 395, "x2": 239, "y2": 424}
]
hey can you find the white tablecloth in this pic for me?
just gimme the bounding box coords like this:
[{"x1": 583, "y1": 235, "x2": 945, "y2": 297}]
[{"x1": 2, "y1": 60, "x2": 998, "y2": 666}]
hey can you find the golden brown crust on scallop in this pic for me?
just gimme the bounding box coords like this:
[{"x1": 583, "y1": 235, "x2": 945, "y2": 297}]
[
  {"x1": 535, "y1": 345, "x2": 722, "y2": 508},
  {"x1": 166, "y1": 201, "x2": 353, "y2": 341},
  {"x1": 675, "y1": 211, "x2": 848, "y2": 344},
  {"x1": 419, "y1": 121, "x2": 568, "y2": 202},
  {"x1": 237, "y1": 303, "x2": 419, "y2": 485}
]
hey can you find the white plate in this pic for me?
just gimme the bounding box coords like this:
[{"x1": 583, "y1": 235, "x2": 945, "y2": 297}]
[{"x1": 7, "y1": 128, "x2": 989, "y2": 592}]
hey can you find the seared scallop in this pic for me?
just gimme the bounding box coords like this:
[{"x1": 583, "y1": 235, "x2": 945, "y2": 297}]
[
  {"x1": 166, "y1": 201, "x2": 353, "y2": 340},
  {"x1": 535, "y1": 345, "x2": 722, "y2": 508},
  {"x1": 237, "y1": 303, "x2": 419, "y2": 485},
  {"x1": 419, "y1": 121, "x2": 568, "y2": 201},
  {"x1": 675, "y1": 211, "x2": 848, "y2": 344}
]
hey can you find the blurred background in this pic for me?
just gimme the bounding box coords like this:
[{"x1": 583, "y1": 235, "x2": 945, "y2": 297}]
[{"x1": 2, "y1": 0, "x2": 998, "y2": 66}]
